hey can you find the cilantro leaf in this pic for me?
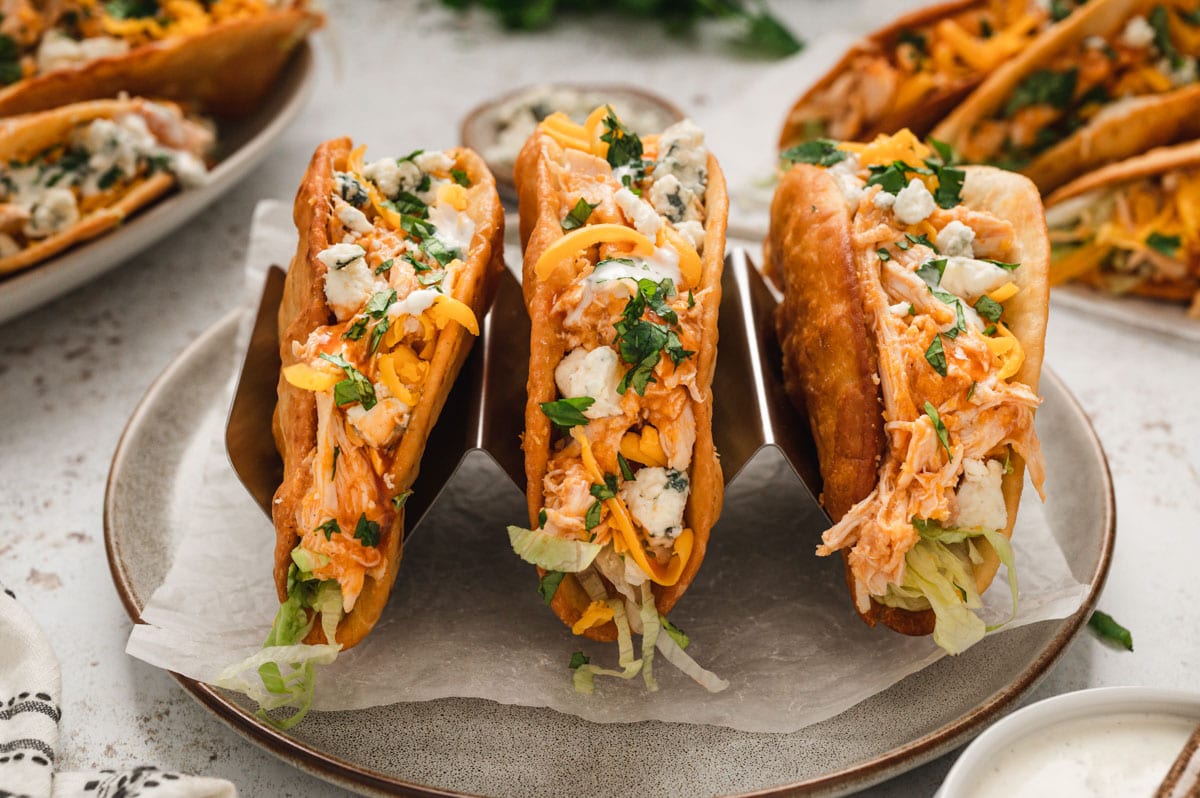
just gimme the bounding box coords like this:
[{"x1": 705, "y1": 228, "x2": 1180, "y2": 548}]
[
  {"x1": 562, "y1": 197, "x2": 596, "y2": 232},
  {"x1": 315, "y1": 518, "x2": 340, "y2": 540},
  {"x1": 617, "y1": 452, "x2": 635, "y2": 481},
  {"x1": 540, "y1": 396, "x2": 595, "y2": 430},
  {"x1": 392, "y1": 491, "x2": 412, "y2": 511},
  {"x1": 538, "y1": 571, "x2": 565, "y2": 606},
  {"x1": 450, "y1": 168, "x2": 471, "y2": 187},
  {"x1": 1146, "y1": 231, "x2": 1181, "y2": 257},
  {"x1": 924, "y1": 401, "x2": 952, "y2": 459},
  {"x1": 974, "y1": 295, "x2": 1004, "y2": 323},
  {"x1": 1088, "y1": 610, "x2": 1133, "y2": 651},
  {"x1": 105, "y1": 0, "x2": 158, "y2": 19},
  {"x1": 877, "y1": 248, "x2": 892, "y2": 262},
  {"x1": 568, "y1": 651, "x2": 590, "y2": 669},
  {"x1": 983, "y1": 259, "x2": 1021, "y2": 271},
  {"x1": 600, "y1": 106, "x2": 643, "y2": 171},
  {"x1": 375, "y1": 258, "x2": 394, "y2": 276},
  {"x1": 319, "y1": 352, "x2": 377, "y2": 410},
  {"x1": 916, "y1": 258, "x2": 947, "y2": 287},
  {"x1": 353, "y1": 513, "x2": 380, "y2": 547},
  {"x1": 584, "y1": 500, "x2": 602, "y2": 531},
  {"x1": 780, "y1": 139, "x2": 847, "y2": 167},
  {"x1": 1149, "y1": 5, "x2": 1181, "y2": 67},
  {"x1": 932, "y1": 164, "x2": 965, "y2": 209},
  {"x1": 1005, "y1": 68, "x2": 1077, "y2": 117},
  {"x1": 924, "y1": 335, "x2": 947, "y2": 377}
]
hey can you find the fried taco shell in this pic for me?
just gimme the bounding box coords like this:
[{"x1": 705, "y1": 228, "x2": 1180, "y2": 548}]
[
  {"x1": 933, "y1": 0, "x2": 1200, "y2": 193},
  {"x1": 0, "y1": 3, "x2": 320, "y2": 118},
  {"x1": 768, "y1": 134, "x2": 1047, "y2": 649},
  {"x1": 1044, "y1": 137, "x2": 1200, "y2": 312},
  {"x1": 779, "y1": 0, "x2": 1081, "y2": 150},
  {"x1": 0, "y1": 97, "x2": 212, "y2": 276},
  {"x1": 274, "y1": 138, "x2": 504, "y2": 648},
  {"x1": 514, "y1": 109, "x2": 726, "y2": 643}
]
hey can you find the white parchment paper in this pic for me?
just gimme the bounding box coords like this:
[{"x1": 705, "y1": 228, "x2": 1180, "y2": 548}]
[{"x1": 124, "y1": 199, "x2": 1089, "y2": 734}]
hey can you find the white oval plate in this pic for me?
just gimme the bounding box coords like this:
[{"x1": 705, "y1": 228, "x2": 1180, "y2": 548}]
[
  {"x1": 105, "y1": 310, "x2": 1115, "y2": 798},
  {"x1": 0, "y1": 42, "x2": 314, "y2": 325}
]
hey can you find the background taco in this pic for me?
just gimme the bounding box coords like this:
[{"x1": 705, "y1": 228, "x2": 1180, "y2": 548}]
[
  {"x1": 933, "y1": 0, "x2": 1200, "y2": 192},
  {"x1": 779, "y1": 0, "x2": 1083, "y2": 151},
  {"x1": 0, "y1": 0, "x2": 320, "y2": 118},
  {"x1": 0, "y1": 96, "x2": 212, "y2": 276},
  {"x1": 1045, "y1": 137, "x2": 1200, "y2": 314}
]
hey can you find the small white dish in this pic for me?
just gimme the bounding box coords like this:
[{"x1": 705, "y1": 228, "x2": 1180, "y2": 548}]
[{"x1": 938, "y1": 686, "x2": 1200, "y2": 798}]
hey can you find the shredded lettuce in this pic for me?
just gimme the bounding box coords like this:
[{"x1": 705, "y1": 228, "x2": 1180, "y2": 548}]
[
  {"x1": 655, "y1": 632, "x2": 729, "y2": 693},
  {"x1": 568, "y1": 566, "x2": 725, "y2": 694},
  {"x1": 507, "y1": 525, "x2": 603, "y2": 572},
  {"x1": 638, "y1": 582, "x2": 660, "y2": 691},
  {"x1": 215, "y1": 558, "x2": 344, "y2": 729},
  {"x1": 879, "y1": 520, "x2": 1020, "y2": 655},
  {"x1": 572, "y1": 597, "x2": 644, "y2": 694}
]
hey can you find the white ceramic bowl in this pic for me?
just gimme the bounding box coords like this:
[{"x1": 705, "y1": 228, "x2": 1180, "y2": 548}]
[{"x1": 938, "y1": 686, "x2": 1200, "y2": 797}]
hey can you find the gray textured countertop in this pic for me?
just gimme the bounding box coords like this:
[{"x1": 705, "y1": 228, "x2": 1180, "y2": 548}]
[{"x1": 2, "y1": 2, "x2": 1198, "y2": 795}]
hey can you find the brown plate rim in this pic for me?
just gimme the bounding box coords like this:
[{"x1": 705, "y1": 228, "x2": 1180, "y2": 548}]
[{"x1": 104, "y1": 312, "x2": 1115, "y2": 798}]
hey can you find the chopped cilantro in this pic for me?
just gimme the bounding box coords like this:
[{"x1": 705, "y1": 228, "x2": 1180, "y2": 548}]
[
  {"x1": 331, "y1": 445, "x2": 340, "y2": 478},
  {"x1": 931, "y1": 164, "x2": 964, "y2": 209},
  {"x1": 600, "y1": 106, "x2": 643, "y2": 172},
  {"x1": 617, "y1": 452, "x2": 635, "y2": 481},
  {"x1": 388, "y1": 191, "x2": 428, "y2": 219},
  {"x1": 916, "y1": 258, "x2": 947, "y2": 287},
  {"x1": 1005, "y1": 68, "x2": 1077, "y2": 117},
  {"x1": 974, "y1": 295, "x2": 1004, "y2": 323},
  {"x1": 780, "y1": 139, "x2": 847, "y2": 167},
  {"x1": 450, "y1": 168, "x2": 471, "y2": 187},
  {"x1": 924, "y1": 401, "x2": 952, "y2": 459},
  {"x1": 539, "y1": 396, "x2": 595, "y2": 431},
  {"x1": 316, "y1": 518, "x2": 340, "y2": 540},
  {"x1": 1088, "y1": 610, "x2": 1133, "y2": 651},
  {"x1": 687, "y1": 290, "x2": 695, "y2": 309},
  {"x1": 392, "y1": 491, "x2": 412, "y2": 511},
  {"x1": 1149, "y1": 5, "x2": 1181, "y2": 68},
  {"x1": 907, "y1": 232, "x2": 939, "y2": 252},
  {"x1": 538, "y1": 508, "x2": 548, "y2": 527},
  {"x1": 967, "y1": 381, "x2": 977, "y2": 400},
  {"x1": 105, "y1": 0, "x2": 158, "y2": 18},
  {"x1": 877, "y1": 248, "x2": 892, "y2": 262},
  {"x1": 353, "y1": 513, "x2": 380, "y2": 547},
  {"x1": 983, "y1": 259, "x2": 1021, "y2": 271},
  {"x1": 538, "y1": 571, "x2": 565, "y2": 605},
  {"x1": 924, "y1": 335, "x2": 947, "y2": 377},
  {"x1": 319, "y1": 352, "x2": 377, "y2": 410},
  {"x1": 342, "y1": 316, "x2": 369, "y2": 342},
  {"x1": 375, "y1": 258, "x2": 394, "y2": 276},
  {"x1": 1146, "y1": 231, "x2": 1181, "y2": 257},
  {"x1": 897, "y1": 28, "x2": 927, "y2": 53},
  {"x1": 568, "y1": 651, "x2": 590, "y2": 669},
  {"x1": 561, "y1": 197, "x2": 596, "y2": 231}
]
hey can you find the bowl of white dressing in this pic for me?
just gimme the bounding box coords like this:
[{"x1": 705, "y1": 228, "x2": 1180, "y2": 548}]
[{"x1": 938, "y1": 687, "x2": 1200, "y2": 798}]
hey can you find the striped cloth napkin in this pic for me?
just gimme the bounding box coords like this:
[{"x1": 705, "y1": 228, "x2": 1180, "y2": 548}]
[{"x1": 0, "y1": 582, "x2": 237, "y2": 798}]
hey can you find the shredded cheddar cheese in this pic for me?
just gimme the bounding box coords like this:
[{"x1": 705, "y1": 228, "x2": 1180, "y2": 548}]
[
  {"x1": 571, "y1": 600, "x2": 615, "y2": 635},
  {"x1": 535, "y1": 224, "x2": 655, "y2": 281}
]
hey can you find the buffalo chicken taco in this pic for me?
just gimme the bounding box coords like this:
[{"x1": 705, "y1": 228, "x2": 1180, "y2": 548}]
[
  {"x1": 217, "y1": 139, "x2": 505, "y2": 725},
  {"x1": 767, "y1": 131, "x2": 1048, "y2": 654},
  {"x1": 511, "y1": 106, "x2": 728, "y2": 692}
]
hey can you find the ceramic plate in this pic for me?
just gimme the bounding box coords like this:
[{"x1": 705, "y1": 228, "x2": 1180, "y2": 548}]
[
  {"x1": 0, "y1": 43, "x2": 314, "y2": 325},
  {"x1": 105, "y1": 305, "x2": 1114, "y2": 797}
]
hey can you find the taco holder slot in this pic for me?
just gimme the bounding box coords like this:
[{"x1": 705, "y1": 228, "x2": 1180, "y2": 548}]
[{"x1": 225, "y1": 250, "x2": 829, "y2": 535}]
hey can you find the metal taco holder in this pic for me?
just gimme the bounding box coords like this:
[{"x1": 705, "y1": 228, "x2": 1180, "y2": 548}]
[{"x1": 224, "y1": 248, "x2": 829, "y2": 535}]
